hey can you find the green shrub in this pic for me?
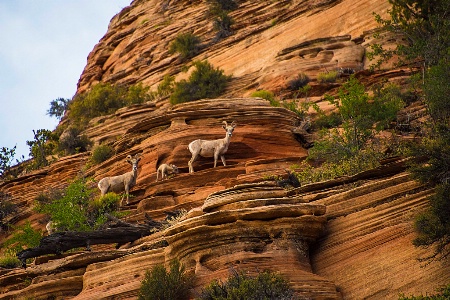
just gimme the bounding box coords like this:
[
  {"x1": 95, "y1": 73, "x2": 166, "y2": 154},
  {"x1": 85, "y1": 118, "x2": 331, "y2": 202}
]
[
  {"x1": 26, "y1": 129, "x2": 58, "y2": 169},
  {"x1": 35, "y1": 178, "x2": 95, "y2": 232},
  {"x1": 35, "y1": 179, "x2": 125, "y2": 232},
  {"x1": 287, "y1": 73, "x2": 310, "y2": 90},
  {"x1": 0, "y1": 193, "x2": 17, "y2": 231},
  {"x1": 398, "y1": 284, "x2": 450, "y2": 300},
  {"x1": 88, "y1": 193, "x2": 122, "y2": 227},
  {"x1": 213, "y1": 11, "x2": 234, "y2": 39},
  {"x1": 57, "y1": 126, "x2": 92, "y2": 155},
  {"x1": 207, "y1": 0, "x2": 237, "y2": 12},
  {"x1": 0, "y1": 146, "x2": 16, "y2": 178},
  {"x1": 412, "y1": 183, "x2": 450, "y2": 261},
  {"x1": 169, "y1": 33, "x2": 201, "y2": 60},
  {"x1": 138, "y1": 259, "x2": 192, "y2": 300},
  {"x1": 47, "y1": 97, "x2": 69, "y2": 120},
  {"x1": 317, "y1": 70, "x2": 339, "y2": 83},
  {"x1": 170, "y1": 60, "x2": 231, "y2": 105},
  {"x1": 91, "y1": 144, "x2": 114, "y2": 164},
  {"x1": 251, "y1": 90, "x2": 278, "y2": 107},
  {"x1": 68, "y1": 82, "x2": 151, "y2": 127},
  {"x1": 294, "y1": 150, "x2": 382, "y2": 184},
  {"x1": 199, "y1": 269, "x2": 295, "y2": 300},
  {"x1": 3, "y1": 221, "x2": 43, "y2": 256},
  {"x1": 313, "y1": 111, "x2": 343, "y2": 129},
  {"x1": 157, "y1": 75, "x2": 176, "y2": 98},
  {"x1": 311, "y1": 76, "x2": 403, "y2": 162},
  {"x1": 0, "y1": 255, "x2": 22, "y2": 269}
]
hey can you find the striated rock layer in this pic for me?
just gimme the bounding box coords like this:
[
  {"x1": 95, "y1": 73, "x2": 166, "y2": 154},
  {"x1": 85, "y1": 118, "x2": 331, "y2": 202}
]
[{"x1": 1, "y1": 0, "x2": 449, "y2": 299}]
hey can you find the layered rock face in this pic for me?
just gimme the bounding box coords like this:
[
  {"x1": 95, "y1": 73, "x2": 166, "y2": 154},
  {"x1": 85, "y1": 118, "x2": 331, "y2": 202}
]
[{"x1": 1, "y1": 0, "x2": 449, "y2": 299}]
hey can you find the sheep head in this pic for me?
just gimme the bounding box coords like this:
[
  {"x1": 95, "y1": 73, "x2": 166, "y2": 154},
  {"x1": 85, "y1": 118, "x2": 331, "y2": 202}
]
[{"x1": 222, "y1": 121, "x2": 237, "y2": 137}]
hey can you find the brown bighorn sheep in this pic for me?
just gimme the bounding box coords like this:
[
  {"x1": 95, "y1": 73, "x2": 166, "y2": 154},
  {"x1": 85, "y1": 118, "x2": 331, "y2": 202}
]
[
  {"x1": 156, "y1": 163, "x2": 179, "y2": 181},
  {"x1": 98, "y1": 154, "x2": 141, "y2": 205},
  {"x1": 188, "y1": 121, "x2": 237, "y2": 173}
]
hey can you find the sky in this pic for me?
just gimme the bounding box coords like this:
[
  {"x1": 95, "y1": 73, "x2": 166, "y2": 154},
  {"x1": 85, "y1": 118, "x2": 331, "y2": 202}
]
[{"x1": 0, "y1": 0, "x2": 131, "y2": 161}]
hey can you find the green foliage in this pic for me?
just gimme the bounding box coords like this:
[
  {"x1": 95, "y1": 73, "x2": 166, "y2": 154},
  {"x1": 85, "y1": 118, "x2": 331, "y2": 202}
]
[
  {"x1": 0, "y1": 192, "x2": 17, "y2": 231},
  {"x1": 213, "y1": 10, "x2": 234, "y2": 39},
  {"x1": 317, "y1": 70, "x2": 339, "y2": 83},
  {"x1": 35, "y1": 178, "x2": 95, "y2": 232},
  {"x1": 0, "y1": 146, "x2": 16, "y2": 178},
  {"x1": 169, "y1": 33, "x2": 201, "y2": 60},
  {"x1": 208, "y1": 0, "x2": 236, "y2": 40},
  {"x1": 251, "y1": 90, "x2": 278, "y2": 106},
  {"x1": 3, "y1": 221, "x2": 43, "y2": 256},
  {"x1": 207, "y1": 0, "x2": 237, "y2": 12},
  {"x1": 47, "y1": 98, "x2": 69, "y2": 120},
  {"x1": 368, "y1": 0, "x2": 450, "y2": 70},
  {"x1": 125, "y1": 82, "x2": 152, "y2": 105},
  {"x1": 157, "y1": 75, "x2": 176, "y2": 98},
  {"x1": 57, "y1": 126, "x2": 92, "y2": 155},
  {"x1": 35, "y1": 179, "x2": 124, "y2": 232},
  {"x1": 138, "y1": 259, "x2": 192, "y2": 300},
  {"x1": 294, "y1": 150, "x2": 382, "y2": 184},
  {"x1": 88, "y1": 193, "x2": 122, "y2": 227},
  {"x1": 199, "y1": 269, "x2": 295, "y2": 300},
  {"x1": 311, "y1": 76, "x2": 403, "y2": 162},
  {"x1": 398, "y1": 284, "x2": 450, "y2": 300},
  {"x1": 26, "y1": 129, "x2": 58, "y2": 169},
  {"x1": 369, "y1": 0, "x2": 450, "y2": 261},
  {"x1": 251, "y1": 90, "x2": 305, "y2": 117},
  {"x1": 313, "y1": 111, "x2": 343, "y2": 129},
  {"x1": 91, "y1": 144, "x2": 114, "y2": 164},
  {"x1": 0, "y1": 255, "x2": 22, "y2": 269},
  {"x1": 412, "y1": 183, "x2": 450, "y2": 261},
  {"x1": 423, "y1": 59, "x2": 450, "y2": 125},
  {"x1": 68, "y1": 82, "x2": 151, "y2": 127},
  {"x1": 170, "y1": 61, "x2": 231, "y2": 105},
  {"x1": 287, "y1": 73, "x2": 310, "y2": 90}
]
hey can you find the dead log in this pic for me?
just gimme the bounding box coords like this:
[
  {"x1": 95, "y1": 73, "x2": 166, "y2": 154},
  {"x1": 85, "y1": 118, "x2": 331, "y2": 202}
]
[{"x1": 17, "y1": 215, "x2": 160, "y2": 268}]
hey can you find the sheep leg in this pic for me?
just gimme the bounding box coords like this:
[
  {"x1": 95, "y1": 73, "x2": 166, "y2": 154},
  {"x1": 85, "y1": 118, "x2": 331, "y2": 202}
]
[
  {"x1": 156, "y1": 171, "x2": 160, "y2": 182},
  {"x1": 189, "y1": 152, "x2": 200, "y2": 173},
  {"x1": 220, "y1": 155, "x2": 226, "y2": 166},
  {"x1": 124, "y1": 186, "x2": 129, "y2": 205}
]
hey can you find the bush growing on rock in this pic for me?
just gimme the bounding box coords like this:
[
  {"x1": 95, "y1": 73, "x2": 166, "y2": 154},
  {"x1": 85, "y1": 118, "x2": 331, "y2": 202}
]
[
  {"x1": 287, "y1": 73, "x2": 310, "y2": 90},
  {"x1": 199, "y1": 269, "x2": 295, "y2": 300},
  {"x1": 91, "y1": 144, "x2": 114, "y2": 164},
  {"x1": 169, "y1": 32, "x2": 201, "y2": 60},
  {"x1": 57, "y1": 126, "x2": 92, "y2": 155},
  {"x1": 309, "y1": 76, "x2": 403, "y2": 163},
  {"x1": 317, "y1": 70, "x2": 339, "y2": 83},
  {"x1": 68, "y1": 82, "x2": 152, "y2": 127},
  {"x1": 0, "y1": 255, "x2": 22, "y2": 269},
  {"x1": 2, "y1": 221, "x2": 42, "y2": 256},
  {"x1": 251, "y1": 90, "x2": 278, "y2": 107},
  {"x1": 170, "y1": 60, "x2": 231, "y2": 105},
  {"x1": 35, "y1": 178, "x2": 122, "y2": 232},
  {"x1": 138, "y1": 259, "x2": 192, "y2": 300}
]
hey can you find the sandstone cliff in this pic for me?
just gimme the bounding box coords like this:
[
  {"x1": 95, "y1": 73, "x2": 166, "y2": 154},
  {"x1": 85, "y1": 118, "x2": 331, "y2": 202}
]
[{"x1": 1, "y1": 0, "x2": 448, "y2": 299}]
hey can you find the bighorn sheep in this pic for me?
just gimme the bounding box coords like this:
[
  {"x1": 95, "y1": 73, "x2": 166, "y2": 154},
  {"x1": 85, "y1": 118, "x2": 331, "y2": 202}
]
[
  {"x1": 98, "y1": 154, "x2": 141, "y2": 205},
  {"x1": 188, "y1": 121, "x2": 237, "y2": 173},
  {"x1": 156, "y1": 163, "x2": 179, "y2": 181}
]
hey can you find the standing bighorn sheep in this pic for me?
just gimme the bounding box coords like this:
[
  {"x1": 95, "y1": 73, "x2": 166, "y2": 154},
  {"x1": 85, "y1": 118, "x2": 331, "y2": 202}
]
[
  {"x1": 156, "y1": 163, "x2": 179, "y2": 181},
  {"x1": 98, "y1": 154, "x2": 141, "y2": 205},
  {"x1": 188, "y1": 121, "x2": 237, "y2": 173}
]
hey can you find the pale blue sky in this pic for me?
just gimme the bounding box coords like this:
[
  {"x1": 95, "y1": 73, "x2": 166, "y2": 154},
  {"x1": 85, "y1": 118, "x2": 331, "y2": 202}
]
[{"x1": 0, "y1": 0, "x2": 131, "y2": 161}]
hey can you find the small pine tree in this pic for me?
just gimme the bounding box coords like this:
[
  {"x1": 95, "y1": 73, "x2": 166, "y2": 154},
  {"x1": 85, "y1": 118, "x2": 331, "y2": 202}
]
[{"x1": 138, "y1": 259, "x2": 192, "y2": 300}]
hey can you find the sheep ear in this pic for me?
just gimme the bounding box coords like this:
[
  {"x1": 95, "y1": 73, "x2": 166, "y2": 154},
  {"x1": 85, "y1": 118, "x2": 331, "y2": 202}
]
[
  {"x1": 126, "y1": 155, "x2": 132, "y2": 163},
  {"x1": 231, "y1": 121, "x2": 237, "y2": 128},
  {"x1": 222, "y1": 121, "x2": 228, "y2": 129}
]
